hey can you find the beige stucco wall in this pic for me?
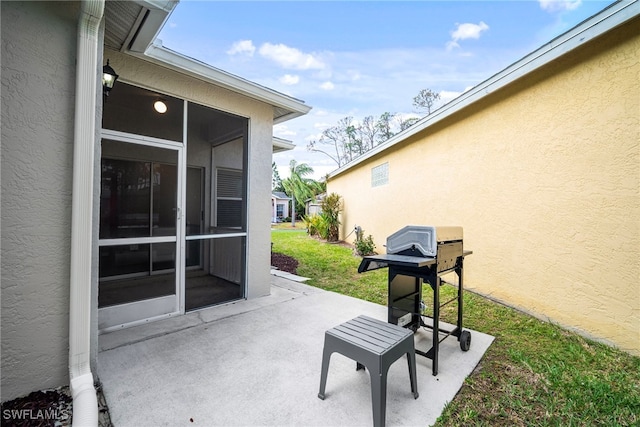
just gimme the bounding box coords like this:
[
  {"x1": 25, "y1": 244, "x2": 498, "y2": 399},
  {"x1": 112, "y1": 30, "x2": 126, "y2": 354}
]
[
  {"x1": 1, "y1": 2, "x2": 81, "y2": 400},
  {"x1": 104, "y1": 48, "x2": 275, "y2": 300},
  {"x1": 328, "y1": 18, "x2": 639, "y2": 355}
]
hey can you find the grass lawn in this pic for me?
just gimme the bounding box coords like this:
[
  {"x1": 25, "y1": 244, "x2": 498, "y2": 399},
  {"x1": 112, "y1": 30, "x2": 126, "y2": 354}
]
[{"x1": 272, "y1": 229, "x2": 640, "y2": 426}]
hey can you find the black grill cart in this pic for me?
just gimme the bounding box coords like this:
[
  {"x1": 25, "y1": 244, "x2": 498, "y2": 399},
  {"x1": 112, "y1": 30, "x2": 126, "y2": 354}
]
[{"x1": 358, "y1": 226, "x2": 472, "y2": 376}]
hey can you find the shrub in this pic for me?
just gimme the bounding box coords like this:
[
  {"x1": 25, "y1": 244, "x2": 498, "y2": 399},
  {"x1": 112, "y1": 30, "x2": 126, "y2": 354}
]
[
  {"x1": 303, "y1": 193, "x2": 343, "y2": 242},
  {"x1": 355, "y1": 233, "x2": 376, "y2": 256},
  {"x1": 317, "y1": 213, "x2": 331, "y2": 240},
  {"x1": 303, "y1": 214, "x2": 323, "y2": 237},
  {"x1": 320, "y1": 193, "x2": 342, "y2": 242}
]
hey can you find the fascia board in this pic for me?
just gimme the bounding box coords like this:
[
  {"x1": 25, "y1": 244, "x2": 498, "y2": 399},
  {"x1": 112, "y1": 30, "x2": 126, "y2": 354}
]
[
  {"x1": 329, "y1": 0, "x2": 639, "y2": 179},
  {"x1": 128, "y1": 1, "x2": 178, "y2": 53},
  {"x1": 274, "y1": 111, "x2": 308, "y2": 125},
  {"x1": 138, "y1": 43, "x2": 311, "y2": 119},
  {"x1": 273, "y1": 137, "x2": 296, "y2": 153}
]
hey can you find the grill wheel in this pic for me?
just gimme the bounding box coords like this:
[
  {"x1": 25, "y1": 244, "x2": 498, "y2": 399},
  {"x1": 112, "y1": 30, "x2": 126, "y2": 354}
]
[{"x1": 460, "y1": 330, "x2": 471, "y2": 351}]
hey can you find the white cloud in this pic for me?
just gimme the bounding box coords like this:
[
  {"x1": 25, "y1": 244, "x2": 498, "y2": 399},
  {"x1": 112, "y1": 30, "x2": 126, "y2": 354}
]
[
  {"x1": 439, "y1": 90, "x2": 463, "y2": 103},
  {"x1": 227, "y1": 40, "x2": 256, "y2": 56},
  {"x1": 258, "y1": 43, "x2": 325, "y2": 70},
  {"x1": 452, "y1": 21, "x2": 490, "y2": 41},
  {"x1": 432, "y1": 87, "x2": 475, "y2": 104},
  {"x1": 539, "y1": 0, "x2": 582, "y2": 12},
  {"x1": 314, "y1": 122, "x2": 332, "y2": 130},
  {"x1": 274, "y1": 124, "x2": 296, "y2": 137},
  {"x1": 446, "y1": 41, "x2": 460, "y2": 51},
  {"x1": 279, "y1": 74, "x2": 300, "y2": 85},
  {"x1": 447, "y1": 21, "x2": 489, "y2": 50},
  {"x1": 347, "y1": 70, "x2": 362, "y2": 81},
  {"x1": 320, "y1": 81, "x2": 335, "y2": 91}
]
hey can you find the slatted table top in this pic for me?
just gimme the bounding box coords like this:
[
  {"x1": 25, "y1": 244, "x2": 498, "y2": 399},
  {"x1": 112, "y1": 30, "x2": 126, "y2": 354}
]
[{"x1": 326, "y1": 315, "x2": 413, "y2": 356}]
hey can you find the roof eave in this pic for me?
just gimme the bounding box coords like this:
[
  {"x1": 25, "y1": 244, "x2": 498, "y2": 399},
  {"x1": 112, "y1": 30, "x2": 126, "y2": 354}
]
[
  {"x1": 273, "y1": 137, "x2": 296, "y2": 153},
  {"x1": 329, "y1": 0, "x2": 639, "y2": 179},
  {"x1": 127, "y1": 1, "x2": 178, "y2": 53},
  {"x1": 274, "y1": 110, "x2": 307, "y2": 125},
  {"x1": 130, "y1": 43, "x2": 311, "y2": 122}
]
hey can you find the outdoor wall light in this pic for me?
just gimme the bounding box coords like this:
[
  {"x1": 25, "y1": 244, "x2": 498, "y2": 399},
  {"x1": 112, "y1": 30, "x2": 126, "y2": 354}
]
[
  {"x1": 102, "y1": 60, "x2": 119, "y2": 96},
  {"x1": 153, "y1": 99, "x2": 168, "y2": 114}
]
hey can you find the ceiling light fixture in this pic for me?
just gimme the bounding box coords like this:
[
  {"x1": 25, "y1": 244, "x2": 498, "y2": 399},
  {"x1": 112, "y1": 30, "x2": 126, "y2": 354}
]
[{"x1": 153, "y1": 99, "x2": 168, "y2": 114}]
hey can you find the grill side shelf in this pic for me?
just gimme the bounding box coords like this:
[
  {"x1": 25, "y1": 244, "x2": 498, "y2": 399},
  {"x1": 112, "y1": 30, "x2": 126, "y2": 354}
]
[
  {"x1": 357, "y1": 258, "x2": 388, "y2": 273},
  {"x1": 357, "y1": 254, "x2": 436, "y2": 273}
]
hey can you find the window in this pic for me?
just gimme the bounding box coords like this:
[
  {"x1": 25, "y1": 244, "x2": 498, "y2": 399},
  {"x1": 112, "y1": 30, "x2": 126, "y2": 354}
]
[
  {"x1": 371, "y1": 162, "x2": 389, "y2": 187},
  {"x1": 276, "y1": 204, "x2": 284, "y2": 217},
  {"x1": 216, "y1": 168, "x2": 243, "y2": 228}
]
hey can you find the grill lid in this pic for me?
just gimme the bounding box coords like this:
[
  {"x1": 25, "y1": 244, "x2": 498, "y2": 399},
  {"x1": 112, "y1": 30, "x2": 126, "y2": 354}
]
[{"x1": 386, "y1": 226, "x2": 463, "y2": 257}]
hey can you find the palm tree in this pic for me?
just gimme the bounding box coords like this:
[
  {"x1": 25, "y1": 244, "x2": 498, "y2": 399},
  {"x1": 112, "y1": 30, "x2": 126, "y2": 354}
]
[{"x1": 281, "y1": 160, "x2": 322, "y2": 226}]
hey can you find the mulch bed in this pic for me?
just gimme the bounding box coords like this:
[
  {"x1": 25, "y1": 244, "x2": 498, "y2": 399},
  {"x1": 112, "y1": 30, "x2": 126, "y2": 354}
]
[
  {"x1": 1, "y1": 388, "x2": 72, "y2": 427},
  {"x1": 1, "y1": 384, "x2": 112, "y2": 427},
  {"x1": 271, "y1": 252, "x2": 299, "y2": 274}
]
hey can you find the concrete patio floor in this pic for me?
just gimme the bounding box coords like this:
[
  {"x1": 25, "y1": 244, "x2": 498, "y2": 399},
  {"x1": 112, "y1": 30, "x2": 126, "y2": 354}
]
[{"x1": 98, "y1": 276, "x2": 494, "y2": 426}]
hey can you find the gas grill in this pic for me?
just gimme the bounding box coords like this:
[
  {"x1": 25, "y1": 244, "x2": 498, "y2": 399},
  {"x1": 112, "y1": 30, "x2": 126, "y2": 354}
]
[{"x1": 358, "y1": 225, "x2": 472, "y2": 375}]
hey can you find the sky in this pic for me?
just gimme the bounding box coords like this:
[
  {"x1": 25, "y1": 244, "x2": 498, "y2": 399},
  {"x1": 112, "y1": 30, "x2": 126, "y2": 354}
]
[{"x1": 158, "y1": 0, "x2": 616, "y2": 180}]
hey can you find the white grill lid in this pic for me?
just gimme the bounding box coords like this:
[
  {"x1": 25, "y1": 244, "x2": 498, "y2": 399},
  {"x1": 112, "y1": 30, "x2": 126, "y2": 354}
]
[{"x1": 386, "y1": 226, "x2": 463, "y2": 257}]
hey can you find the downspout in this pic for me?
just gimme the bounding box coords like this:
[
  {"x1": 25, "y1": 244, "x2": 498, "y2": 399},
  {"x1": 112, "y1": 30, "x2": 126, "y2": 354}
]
[{"x1": 69, "y1": 0, "x2": 104, "y2": 425}]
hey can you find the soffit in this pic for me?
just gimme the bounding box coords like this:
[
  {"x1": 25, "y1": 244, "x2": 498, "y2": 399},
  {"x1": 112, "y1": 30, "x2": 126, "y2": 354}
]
[{"x1": 104, "y1": 2, "x2": 145, "y2": 51}]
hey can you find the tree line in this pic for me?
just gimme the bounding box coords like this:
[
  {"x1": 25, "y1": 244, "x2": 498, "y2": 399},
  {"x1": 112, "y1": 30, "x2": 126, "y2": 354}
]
[
  {"x1": 307, "y1": 88, "x2": 441, "y2": 168},
  {"x1": 272, "y1": 88, "x2": 442, "y2": 222}
]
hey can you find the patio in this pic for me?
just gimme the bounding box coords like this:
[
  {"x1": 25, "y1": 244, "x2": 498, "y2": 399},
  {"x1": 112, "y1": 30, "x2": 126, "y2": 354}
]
[{"x1": 98, "y1": 275, "x2": 494, "y2": 426}]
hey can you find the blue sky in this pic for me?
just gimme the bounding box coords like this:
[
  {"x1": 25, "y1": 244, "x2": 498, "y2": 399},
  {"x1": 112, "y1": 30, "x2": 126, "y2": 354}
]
[{"x1": 158, "y1": 0, "x2": 616, "y2": 179}]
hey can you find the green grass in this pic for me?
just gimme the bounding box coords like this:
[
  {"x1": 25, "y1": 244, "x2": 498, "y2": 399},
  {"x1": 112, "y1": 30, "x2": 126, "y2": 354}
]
[{"x1": 272, "y1": 229, "x2": 640, "y2": 427}]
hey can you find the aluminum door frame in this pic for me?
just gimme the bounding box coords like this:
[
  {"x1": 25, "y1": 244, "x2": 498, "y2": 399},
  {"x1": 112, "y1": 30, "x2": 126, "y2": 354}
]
[{"x1": 98, "y1": 129, "x2": 186, "y2": 332}]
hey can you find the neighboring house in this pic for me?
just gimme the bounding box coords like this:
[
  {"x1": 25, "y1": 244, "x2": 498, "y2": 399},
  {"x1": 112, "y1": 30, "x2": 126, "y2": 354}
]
[
  {"x1": 271, "y1": 192, "x2": 291, "y2": 222},
  {"x1": 328, "y1": 2, "x2": 639, "y2": 356},
  {"x1": 305, "y1": 193, "x2": 326, "y2": 216},
  {"x1": 1, "y1": 0, "x2": 310, "y2": 416}
]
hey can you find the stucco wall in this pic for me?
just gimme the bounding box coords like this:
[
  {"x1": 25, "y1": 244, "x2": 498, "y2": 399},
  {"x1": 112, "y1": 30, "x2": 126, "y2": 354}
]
[
  {"x1": 1, "y1": 2, "x2": 80, "y2": 400},
  {"x1": 104, "y1": 49, "x2": 274, "y2": 299},
  {"x1": 328, "y1": 19, "x2": 639, "y2": 354}
]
